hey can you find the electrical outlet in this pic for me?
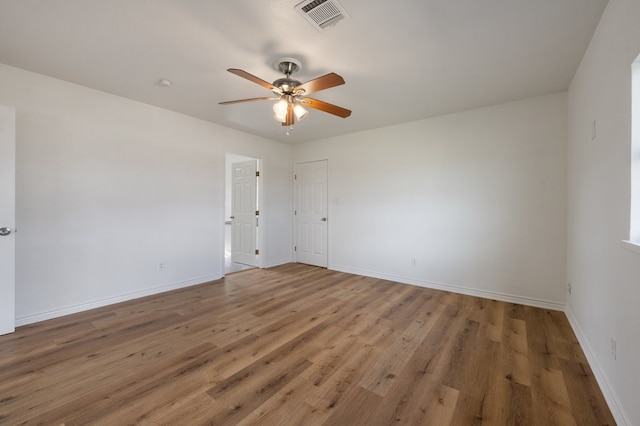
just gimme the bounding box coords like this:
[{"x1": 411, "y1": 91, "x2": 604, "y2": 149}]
[
  {"x1": 567, "y1": 282, "x2": 572, "y2": 295},
  {"x1": 159, "y1": 261, "x2": 166, "y2": 271},
  {"x1": 411, "y1": 258, "x2": 417, "y2": 266},
  {"x1": 610, "y1": 337, "x2": 617, "y2": 361}
]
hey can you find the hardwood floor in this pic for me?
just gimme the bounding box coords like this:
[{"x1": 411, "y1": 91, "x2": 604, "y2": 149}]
[{"x1": 0, "y1": 264, "x2": 615, "y2": 425}]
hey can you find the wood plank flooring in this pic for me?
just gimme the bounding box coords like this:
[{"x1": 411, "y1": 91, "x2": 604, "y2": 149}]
[{"x1": 0, "y1": 264, "x2": 615, "y2": 425}]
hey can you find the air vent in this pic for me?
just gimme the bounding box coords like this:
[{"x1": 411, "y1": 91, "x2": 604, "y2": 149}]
[{"x1": 295, "y1": 0, "x2": 351, "y2": 32}]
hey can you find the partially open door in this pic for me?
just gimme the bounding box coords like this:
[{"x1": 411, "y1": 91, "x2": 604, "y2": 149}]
[
  {"x1": 0, "y1": 105, "x2": 16, "y2": 335},
  {"x1": 231, "y1": 160, "x2": 258, "y2": 267}
]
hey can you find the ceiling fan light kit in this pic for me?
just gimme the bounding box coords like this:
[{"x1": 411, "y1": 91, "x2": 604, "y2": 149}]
[{"x1": 220, "y1": 57, "x2": 351, "y2": 132}]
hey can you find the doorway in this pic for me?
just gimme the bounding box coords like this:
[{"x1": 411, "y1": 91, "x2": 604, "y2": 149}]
[{"x1": 225, "y1": 154, "x2": 260, "y2": 274}]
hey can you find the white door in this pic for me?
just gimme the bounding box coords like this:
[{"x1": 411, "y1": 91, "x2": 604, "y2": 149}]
[
  {"x1": 295, "y1": 160, "x2": 328, "y2": 268},
  {"x1": 231, "y1": 160, "x2": 257, "y2": 266},
  {"x1": 0, "y1": 105, "x2": 16, "y2": 335}
]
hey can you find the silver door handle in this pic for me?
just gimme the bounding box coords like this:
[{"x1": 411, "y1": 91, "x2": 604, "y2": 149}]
[
  {"x1": 321, "y1": 217, "x2": 327, "y2": 222},
  {"x1": 229, "y1": 216, "x2": 235, "y2": 219},
  {"x1": 0, "y1": 227, "x2": 12, "y2": 236}
]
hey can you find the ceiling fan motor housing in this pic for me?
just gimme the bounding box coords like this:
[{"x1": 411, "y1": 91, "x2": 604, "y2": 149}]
[
  {"x1": 273, "y1": 58, "x2": 304, "y2": 94},
  {"x1": 273, "y1": 77, "x2": 302, "y2": 94}
]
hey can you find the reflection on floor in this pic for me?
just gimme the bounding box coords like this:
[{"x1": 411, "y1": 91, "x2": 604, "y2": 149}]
[
  {"x1": 225, "y1": 255, "x2": 254, "y2": 274},
  {"x1": 225, "y1": 222, "x2": 255, "y2": 275}
]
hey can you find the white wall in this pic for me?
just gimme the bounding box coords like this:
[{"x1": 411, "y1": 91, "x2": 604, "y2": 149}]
[
  {"x1": 294, "y1": 92, "x2": 567, "y2": 308},
  {"x1": 0, "y1": 63, "x2": 292, "y2": 324},
  {"x1": 567, "y1": 0, "x2": 640, "y2": 424}
]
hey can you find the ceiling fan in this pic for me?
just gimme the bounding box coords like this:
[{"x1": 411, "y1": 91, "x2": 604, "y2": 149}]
[{"x1": 219, "y1": 57, "x2": 351, "y2": 128}]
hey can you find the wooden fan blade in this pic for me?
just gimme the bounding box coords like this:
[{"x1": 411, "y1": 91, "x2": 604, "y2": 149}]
[
  {"x1": 282, "y1": 103, "x2": 295, "y2": 126},
  {"x1": 294, "y1": 73, "x2": 345, "y2": 95},
  {"x1": 300, "y1": 97, "x2": 351, "y2": 118},
  {"x1": 227, "y1": 68, "x2": 277, "y2": 92},
  {"x1": 219, "y1": 97, "x2": 276, "y2": 105}
]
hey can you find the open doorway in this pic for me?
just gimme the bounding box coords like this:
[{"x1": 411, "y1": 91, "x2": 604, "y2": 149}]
[{"x1": 225, "y1": 153, "x2": 260, "y2": 274}]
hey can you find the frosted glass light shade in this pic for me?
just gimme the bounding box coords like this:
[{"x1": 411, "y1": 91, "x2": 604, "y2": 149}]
[
  {"x1": 293, "y1": 104, "x2": 308, "y2": 121},
  {"x1": 273, "y1": 99, "x2": 288, "y2": 122}
]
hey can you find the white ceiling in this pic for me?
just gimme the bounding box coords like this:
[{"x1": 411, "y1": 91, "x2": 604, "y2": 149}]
[{"x1": 0, "y1": 0, "x2": 608, "y2": 144}]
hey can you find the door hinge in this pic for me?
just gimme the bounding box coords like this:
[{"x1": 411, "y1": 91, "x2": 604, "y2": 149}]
[
  {"x1": 294, "y1": 174, "x2": 297, "y2": 180},
  {"x1": 256, "y1": 210, "x2": 259, "y2": 216},
  {"x1": 256, "y1": 171, "x2": 260, "y2": 177},
  {"x1": 294, "y1": 210, "x2": 297, "y2": 216},
  {"x1": 294, "y1": 246, "x2": 297, "y2": 252},
  {"x1": 255, "y1": 249, "x2": 259, "y2": 255}
]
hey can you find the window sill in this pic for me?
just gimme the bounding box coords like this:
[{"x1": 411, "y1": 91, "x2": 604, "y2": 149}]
[{"x1": 621, "y1": 240, "x2": 640, "y2": 254}]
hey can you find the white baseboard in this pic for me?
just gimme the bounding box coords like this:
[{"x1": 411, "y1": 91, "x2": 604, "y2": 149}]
[
  {"x1": 564, "y1": 307, "x2": 630, "y2": 426},
  {"x1": 15, "y1": 273, "x2": 223, "y2": 327},
  {"x1": 329, "y1": 264, "x2": 565, "y2": 311}
]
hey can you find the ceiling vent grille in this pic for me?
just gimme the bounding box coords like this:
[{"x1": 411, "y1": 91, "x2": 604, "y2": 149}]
[{"x1": 295, "y1": 0, "x2": 351, "y2": 32}]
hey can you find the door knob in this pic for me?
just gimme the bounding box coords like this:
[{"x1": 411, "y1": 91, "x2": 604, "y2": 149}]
[
  {"x1": 321, "y1": 217, "x2": 327, "y2": 222},
  {"x1": 0, "y1": 227, "x2": 12, "y2": 236}
]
